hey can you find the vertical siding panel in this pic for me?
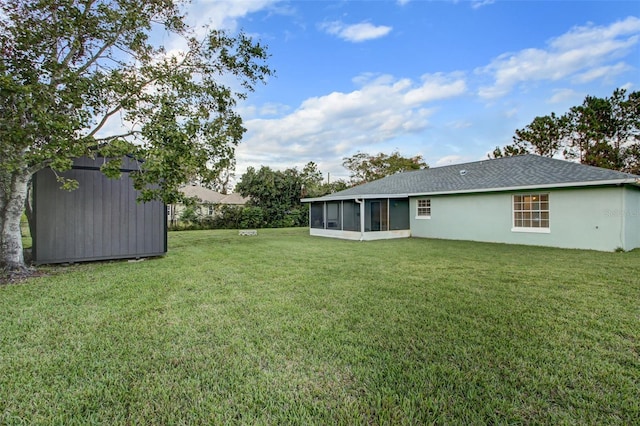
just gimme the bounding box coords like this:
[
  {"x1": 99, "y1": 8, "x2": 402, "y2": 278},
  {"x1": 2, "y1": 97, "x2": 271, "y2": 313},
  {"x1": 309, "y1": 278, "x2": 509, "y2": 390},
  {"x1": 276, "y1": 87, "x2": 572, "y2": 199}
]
[
  {"x1": 113, "y1": 172, "x2": 129, "y2": 255},
  {"x1": 121, "y1": 173, "x2": 130, "y2": 255},
  {"x1": 135, "y1": 191, "x2": 144, "y2": 254},
  {"x1": 52, "y1": 170, "x2": 64, "y2": 262},
  {"x1": 151, "y1": 201, "x2": 161, "y2": 253},
  {"x1": 141, "y1": 192, "x2": 152, "y2": 254},
  {"x1": 141, "y1": 200, "x2": 149, "y2": 253},
  {"x1": 153, "y1": 201, "x2": 161, "y2": 252},
  {"x1": 128, "y1": 175, "x2": 137, "y2": 255},
  {"x1": 93, "y1": 171, "x2": 103, "y2": 258},
  {"x1": 84, "y1": 170, "x2": 95, "y2": 258},
  {"x1": 64, "y1": 173, "x2": 77, "y2": 261},
  {"x1": 102, "y1": 174, "x2": 112, "y2": 257}
]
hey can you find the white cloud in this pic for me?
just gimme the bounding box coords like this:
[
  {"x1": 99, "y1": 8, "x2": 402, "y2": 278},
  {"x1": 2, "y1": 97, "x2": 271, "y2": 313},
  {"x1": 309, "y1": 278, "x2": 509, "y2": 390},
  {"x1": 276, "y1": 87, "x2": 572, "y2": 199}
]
[
  {"x1": 547, "y1": 88, "x2": 579, "y2": 104},
  {"x1": 404, "y1": 72, "x2": 467, "y2": 105},
  {"x1": 319, "y1": 21, "x2": 392, "y2": 42},
  {"x1": 258, "y1": 102, "x2": 291, "y2": 116},
  {"x1": 477, "y1": 16, "x2": 640, "y2": 99},
  {"x1": 190, "y1": 0, "x2": 281, "y2": 32},
  {"x1": 573, "y1": 62, "x2": 630, "y2": 84},
  {"x1": 620, "y1": 82, "x2": 635, "y2": 91},
  {"x1": 236, "y1": 72, "x2": 466, "y2": 176},
  {"x1": 162, "y1": 1, "x2": 280, "y2": 65},
  {"x1": 503, "y1": 108, "x2": 518, "y2": 118},
  {"x1": 434, "y1": 155, "x2": 473, "y2": 167},
  {"x1": 448, "y1": 120, "x2": 472, "y2": 129},
  {"x1": 471, "y1": 0, "x2": 495, "y2": 10}
]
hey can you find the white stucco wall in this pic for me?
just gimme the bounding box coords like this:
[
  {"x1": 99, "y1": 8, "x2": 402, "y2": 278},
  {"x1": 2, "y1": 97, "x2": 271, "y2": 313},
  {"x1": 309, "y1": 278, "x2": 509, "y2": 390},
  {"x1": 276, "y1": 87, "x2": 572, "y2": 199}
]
[
  {"x1": 410, "y1": 187, "x2": 639, "y2": 252},
  {"x1": 309, "y1": 228, "x2": 410, "y2": 241},
  {"x1": 623, "y1": 186, "x2": 640, "y2": 250}
]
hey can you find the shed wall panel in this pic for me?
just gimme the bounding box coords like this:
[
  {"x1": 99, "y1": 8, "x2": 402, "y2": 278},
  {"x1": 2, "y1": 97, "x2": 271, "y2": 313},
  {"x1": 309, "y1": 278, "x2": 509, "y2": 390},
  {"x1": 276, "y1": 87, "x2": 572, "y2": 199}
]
[{"x1": 33, "y1": 157, "x2": 166, "y2": 264}]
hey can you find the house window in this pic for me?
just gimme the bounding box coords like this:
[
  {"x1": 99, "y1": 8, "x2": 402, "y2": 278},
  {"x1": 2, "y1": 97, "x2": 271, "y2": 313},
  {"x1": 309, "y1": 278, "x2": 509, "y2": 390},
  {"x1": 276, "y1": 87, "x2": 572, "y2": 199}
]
[
  {"x1": 513, "y1": 194, "x2": 550, "y2": 232},
  {"x1": 208, "y1": 205, "x2": 214, "y2": 216},
  {"x1": 416, "y1": 199, "x2": 431, "y2": 219}
]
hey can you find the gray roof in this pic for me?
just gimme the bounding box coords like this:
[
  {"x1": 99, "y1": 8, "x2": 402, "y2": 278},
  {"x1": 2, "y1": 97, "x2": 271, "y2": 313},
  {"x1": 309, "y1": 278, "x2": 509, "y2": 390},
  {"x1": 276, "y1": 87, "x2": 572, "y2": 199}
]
[
  {"x1": 180, "y1": 185, "x2": 249, "y2": 205},
  {"x1": 304, "y1": 155, "x2": 640, "y2": 201}
]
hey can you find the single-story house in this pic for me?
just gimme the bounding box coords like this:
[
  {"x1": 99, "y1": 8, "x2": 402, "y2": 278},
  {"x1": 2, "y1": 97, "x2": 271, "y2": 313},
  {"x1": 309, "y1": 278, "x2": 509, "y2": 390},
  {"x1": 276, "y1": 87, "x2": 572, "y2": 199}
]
[
  {"x1": 167, "y1": 184, "x2": 249, "y2": 225},
  {"x1": 32, "y1": 156, "x2": 167, "y2": 264},
  {"x1": 301, "y1": 155, "x2": 640, "y2": 252}
]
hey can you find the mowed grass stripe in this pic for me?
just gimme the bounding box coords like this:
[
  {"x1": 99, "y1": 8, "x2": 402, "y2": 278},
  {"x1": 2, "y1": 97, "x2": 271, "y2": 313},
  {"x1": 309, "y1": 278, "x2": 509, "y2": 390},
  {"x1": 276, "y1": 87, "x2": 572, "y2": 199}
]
[{"x1": 1, "y1": 228, "x2": 638, "y2": 424}]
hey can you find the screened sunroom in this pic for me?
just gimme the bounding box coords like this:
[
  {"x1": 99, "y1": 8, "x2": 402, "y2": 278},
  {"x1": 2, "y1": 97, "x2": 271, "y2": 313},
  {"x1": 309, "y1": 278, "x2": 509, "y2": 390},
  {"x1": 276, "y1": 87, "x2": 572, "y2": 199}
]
[{"x1": 306, "y1": 198, "x2": 411, "y2": 240}]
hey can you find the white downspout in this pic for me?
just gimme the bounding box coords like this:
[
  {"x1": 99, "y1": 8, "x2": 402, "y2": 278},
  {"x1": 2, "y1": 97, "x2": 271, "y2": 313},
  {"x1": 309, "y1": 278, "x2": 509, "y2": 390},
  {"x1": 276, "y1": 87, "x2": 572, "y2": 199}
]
[
  {"x1": 620, "y1": 186, "x2": 626, "y2": 251},
  {"x1": 355, "y1": 198, "x2": 364, "y2": 241}
]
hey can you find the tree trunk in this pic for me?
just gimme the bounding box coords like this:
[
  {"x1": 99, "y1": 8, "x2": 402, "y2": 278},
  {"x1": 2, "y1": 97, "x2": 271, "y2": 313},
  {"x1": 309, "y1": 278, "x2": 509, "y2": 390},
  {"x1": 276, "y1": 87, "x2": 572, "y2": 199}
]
[
  {"x1": 25, "y1": 178, "x2": 35, "y2": 241},
  {"x1": 0, "y1": 168, "x2": 32, "y2": 275}
]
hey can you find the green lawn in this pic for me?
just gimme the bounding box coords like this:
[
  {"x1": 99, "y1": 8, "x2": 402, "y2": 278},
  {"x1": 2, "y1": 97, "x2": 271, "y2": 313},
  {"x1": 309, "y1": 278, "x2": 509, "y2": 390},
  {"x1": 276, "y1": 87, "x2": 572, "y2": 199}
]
[{"x1": 1, "y1": 228, "x2": 638, "y2": 424}]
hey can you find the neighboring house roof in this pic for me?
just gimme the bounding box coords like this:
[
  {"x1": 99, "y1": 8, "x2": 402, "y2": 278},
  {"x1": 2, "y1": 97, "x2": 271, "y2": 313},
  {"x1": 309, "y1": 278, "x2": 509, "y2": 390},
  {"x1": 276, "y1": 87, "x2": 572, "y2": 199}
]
[
  {"x1": 218, "y1": 193, "x2": 248, "y2": 205},
  {"x1": 179, "y1": 185, "x2": 249, "y2": 205},
  {"x1": 303, "y1": 155, "x2": 640, "y2": 202}
]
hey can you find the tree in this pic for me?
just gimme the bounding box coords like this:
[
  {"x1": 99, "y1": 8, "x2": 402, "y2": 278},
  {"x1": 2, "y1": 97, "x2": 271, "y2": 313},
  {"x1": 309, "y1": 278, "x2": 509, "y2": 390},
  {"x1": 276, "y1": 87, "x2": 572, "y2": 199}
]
[
  {"x1": 342, "y1": 150, "x2": 428, "y2": 185},
  {"x1": 490, "y1": 144, "x2": 529, "y2": 159},
  {"x1": 490, "y1": 89, "x2": 640, "y2": 174},
  {"x1": 491, "y1": 113, "x2": 568, "y2": 158},
  {"x1": 0, "y1": 0, "x2": 272, "y2": 274},
  {"x1": 564, "y1": 89, "x2": 640, "y2": 172},
  {"x1": 235, "y1": 162, "x2": 324, "y2": 228},
  {"x1": 318, "y1": 179, "x2": 349, "y2": 196}
]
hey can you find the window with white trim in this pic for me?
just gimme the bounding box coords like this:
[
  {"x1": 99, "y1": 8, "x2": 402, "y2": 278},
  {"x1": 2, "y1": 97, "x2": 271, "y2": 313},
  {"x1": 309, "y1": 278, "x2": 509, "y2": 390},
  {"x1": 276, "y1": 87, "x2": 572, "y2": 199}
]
[
  {"x1": 416, "y1": 199, "x2": 431, "y2": 218},
  {"x1": 513, "y1": 194, "x2": 549, "y2": 231}
]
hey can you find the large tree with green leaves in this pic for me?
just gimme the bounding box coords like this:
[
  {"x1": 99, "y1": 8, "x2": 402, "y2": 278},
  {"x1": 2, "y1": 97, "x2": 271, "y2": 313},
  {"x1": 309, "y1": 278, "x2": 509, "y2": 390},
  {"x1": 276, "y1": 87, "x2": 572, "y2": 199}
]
[
  {"x1": 0, "y1": 0, "x2": 271, "y2": 274},
  {"x1": 235, "y1": 162, "x2": 325, "y2": 228},
  {"x1": 491, "y1": 89, "x2": 640, "y2": 174},
  {"x1": 342, "y1": 150, "x2": 428, "y2": 185},
  {"x1": 564, "y1": 89, "x2": 640, "y2": 171},
  {"x1": 491, "y1": 113, "x2": 569, "y2": 159}
]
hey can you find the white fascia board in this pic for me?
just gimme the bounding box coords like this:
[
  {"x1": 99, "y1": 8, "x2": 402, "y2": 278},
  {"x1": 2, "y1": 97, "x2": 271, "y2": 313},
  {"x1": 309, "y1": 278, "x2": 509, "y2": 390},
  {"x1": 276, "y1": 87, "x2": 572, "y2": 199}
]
[{"x1": 302, "y1": 194, "x2": 411, "y2": 203}]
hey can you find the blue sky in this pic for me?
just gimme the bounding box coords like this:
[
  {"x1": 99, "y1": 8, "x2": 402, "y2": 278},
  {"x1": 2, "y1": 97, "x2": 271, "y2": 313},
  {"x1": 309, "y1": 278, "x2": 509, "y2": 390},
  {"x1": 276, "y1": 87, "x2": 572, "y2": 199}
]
[{"x1": 182, "y1": 0, "x2": 640, "y2": 182}]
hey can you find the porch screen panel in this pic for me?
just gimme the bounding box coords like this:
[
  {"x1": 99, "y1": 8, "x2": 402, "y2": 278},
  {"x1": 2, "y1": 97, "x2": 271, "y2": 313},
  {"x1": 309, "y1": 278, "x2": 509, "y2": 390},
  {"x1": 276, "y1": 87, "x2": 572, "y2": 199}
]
[
  {"x1": 326, "y1": 201, "x2": 341, "y2": 229},
  {"x1": 365, "y1": 199, "x2": 388, "y2": 232},
  {"x1": 380, "y1": 199, "x2": 388, "y2": 231},
  {"x1": 389, "y1": 198, "x2": 409, "y2": 230},
  {"x1": 342, "y1": 200, "x2": 360, "y2": 231},
  {"x1": 310, "y1": 202, "x2": 324, "y2": 228}
]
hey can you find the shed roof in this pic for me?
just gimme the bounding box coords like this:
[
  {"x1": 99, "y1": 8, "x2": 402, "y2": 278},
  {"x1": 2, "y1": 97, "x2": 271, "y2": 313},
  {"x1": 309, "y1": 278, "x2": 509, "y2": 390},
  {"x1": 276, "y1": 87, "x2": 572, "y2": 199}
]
[{"x1": 303, "y1": 154, "x2": 640, "y2": 202}]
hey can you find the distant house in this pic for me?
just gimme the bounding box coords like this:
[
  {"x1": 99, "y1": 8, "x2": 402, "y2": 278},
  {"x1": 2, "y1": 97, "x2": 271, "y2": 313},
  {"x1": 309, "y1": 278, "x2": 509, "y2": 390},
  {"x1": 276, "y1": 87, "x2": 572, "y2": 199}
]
[
  {"x1": 302, "y1": 155, "x2": 640, "y2": 252},
  {"x1": 32, "y1": 156, "x2": 167, "y2": 264},
  {"x1": 167, "y1": 184, "x2": 249, "y2": 226}
]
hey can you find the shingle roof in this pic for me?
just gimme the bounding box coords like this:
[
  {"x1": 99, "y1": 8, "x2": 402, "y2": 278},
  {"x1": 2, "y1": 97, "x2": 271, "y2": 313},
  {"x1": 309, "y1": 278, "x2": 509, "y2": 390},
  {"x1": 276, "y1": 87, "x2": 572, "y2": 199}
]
[
  {"x1": 304, "y1": 155, "x2": 640, "y2": 201},
  {"x1": 180, "y1": 185, "x2": 249, "y2": 205}
]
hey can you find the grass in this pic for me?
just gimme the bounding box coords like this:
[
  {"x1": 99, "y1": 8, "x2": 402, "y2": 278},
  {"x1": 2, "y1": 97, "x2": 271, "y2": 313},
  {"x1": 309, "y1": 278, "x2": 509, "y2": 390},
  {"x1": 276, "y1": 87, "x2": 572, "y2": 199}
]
[{"x1": 1, "y1": 228, "x2": 638, "y2": 424}]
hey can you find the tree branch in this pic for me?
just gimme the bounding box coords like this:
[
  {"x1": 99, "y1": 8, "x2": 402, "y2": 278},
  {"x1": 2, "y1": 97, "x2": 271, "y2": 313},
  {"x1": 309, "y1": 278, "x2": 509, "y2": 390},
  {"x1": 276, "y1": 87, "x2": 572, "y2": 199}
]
[
  {"x1": 86, "y1": 104, "x2": 124, "y2": 139},
  {"x1": 93, "y1": 130, "x2": 141, "y2": 142}
]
